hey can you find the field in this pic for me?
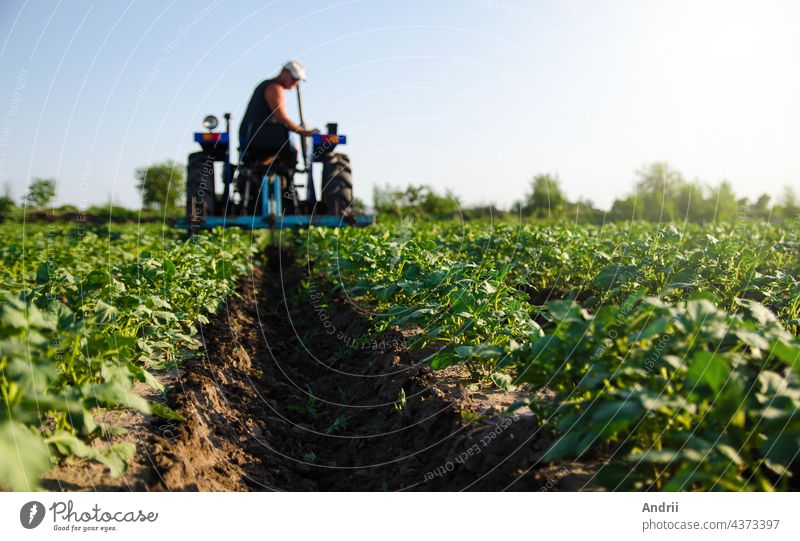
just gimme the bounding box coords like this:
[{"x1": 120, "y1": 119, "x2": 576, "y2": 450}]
[{"x1": 1, "y1": 219, "x2": 799, "y2": 491}]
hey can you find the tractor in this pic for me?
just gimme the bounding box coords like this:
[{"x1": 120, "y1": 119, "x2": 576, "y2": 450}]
[{"x1": 177, "y1": 93, "x2": 374, "y2": 232}]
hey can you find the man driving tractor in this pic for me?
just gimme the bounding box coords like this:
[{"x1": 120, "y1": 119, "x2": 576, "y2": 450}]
[
  {"x1": 182, "y1": 59, "x2": 362, "y2": 224},
  {"x1": 239, "y1": 60, "x2": 319, "y2": 166}
]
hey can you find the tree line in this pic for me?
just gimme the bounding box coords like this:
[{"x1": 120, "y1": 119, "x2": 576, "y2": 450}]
[
  {"x1": 376, "y1": 162, "x2": 799, "y2": 223},
  {"x1": 5, "y1": 160, "x2": 796, "y2": 224},
  {"x1": 1, "y1": 161, "x2": 184, "y2": 222}
]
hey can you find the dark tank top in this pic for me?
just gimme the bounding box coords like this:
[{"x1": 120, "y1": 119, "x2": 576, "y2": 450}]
[{"x1": 239, "y1": 78, "x2": 288, "y2": 152}]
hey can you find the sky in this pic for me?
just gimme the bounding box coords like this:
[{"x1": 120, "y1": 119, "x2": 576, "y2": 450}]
[{"x1": 0, "y1": 0, "x2": 798, "y2": 211}]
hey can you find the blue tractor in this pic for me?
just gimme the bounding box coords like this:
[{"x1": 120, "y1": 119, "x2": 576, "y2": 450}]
[{"x1": 178, "y1": 109, "x2": 375, "y2": 231}]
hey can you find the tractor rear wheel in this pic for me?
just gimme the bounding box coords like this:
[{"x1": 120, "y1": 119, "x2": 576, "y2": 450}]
[
  {"x1": 320, "y1": 153, "x2": 353, "y2": 216},
  {"x1": 186, "y1": 152, "x2": 216, "y2": 221}
]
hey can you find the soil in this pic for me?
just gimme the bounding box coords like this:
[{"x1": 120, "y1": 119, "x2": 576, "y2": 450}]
[{"x1": 44, "y1": 258, "x2": 596, "y2": 491}]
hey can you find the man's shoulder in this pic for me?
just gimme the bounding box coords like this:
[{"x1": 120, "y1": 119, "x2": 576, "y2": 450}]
[{"x1": 263, "y1": 80, "x2": 282, "y2": 95}]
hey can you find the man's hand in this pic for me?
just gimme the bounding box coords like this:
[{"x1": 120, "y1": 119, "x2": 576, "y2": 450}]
[{"x1": 298, "y1": 127, "x2": 320, "y2": 137}]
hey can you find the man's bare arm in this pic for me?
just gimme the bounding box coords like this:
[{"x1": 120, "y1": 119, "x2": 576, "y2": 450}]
[{"x1": 265, "y1": 85, "x2": 316, "y2": 136}]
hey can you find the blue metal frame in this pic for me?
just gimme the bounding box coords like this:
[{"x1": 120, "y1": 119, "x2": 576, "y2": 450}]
[
  {"x1": 260, "y1": 175, "x2": 269, "y2": 218},
  {"x1": 194, "y1": 132, "x2": 230, "y2": 144},
  {"x1": 272, "y1": 174, "x2": 282, "y2": 216},
  {"x1": 176, "y1": 214, "x2": 376, "y2": 230},
  {"x1": 311, "y1": 133, "x2": 347, "y2": 145}
]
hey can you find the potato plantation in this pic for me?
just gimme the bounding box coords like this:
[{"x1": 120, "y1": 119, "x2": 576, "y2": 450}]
[{"x1": 1, "y1": 219, "x2": 798, "y2": 491}]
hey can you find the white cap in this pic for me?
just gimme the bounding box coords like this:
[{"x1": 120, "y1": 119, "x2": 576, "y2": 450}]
[{"x1": 282, "y1": 60, "x2": 306, "y2": 81}]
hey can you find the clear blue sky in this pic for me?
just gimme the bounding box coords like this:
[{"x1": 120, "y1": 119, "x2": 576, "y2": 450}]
[{"x1": 1, "y1": 0, "x2": 798, "y2": 210}]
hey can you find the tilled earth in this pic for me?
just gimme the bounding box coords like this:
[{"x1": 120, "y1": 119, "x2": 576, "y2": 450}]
[{"x1": 44, "y1": 259, "x2": 596, "y2": 491}]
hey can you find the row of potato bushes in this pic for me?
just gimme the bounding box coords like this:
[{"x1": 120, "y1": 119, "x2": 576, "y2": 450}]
[{"x1": 0, "y1": 224, "x2": 263, "y2": 489}]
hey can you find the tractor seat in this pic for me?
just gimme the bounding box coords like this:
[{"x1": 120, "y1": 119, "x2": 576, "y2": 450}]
[{"x1": 240, "y1": 150, "x2": 296, "y2": 178}]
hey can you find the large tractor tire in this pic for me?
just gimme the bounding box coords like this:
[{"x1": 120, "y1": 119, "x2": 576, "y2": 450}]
[
  {"x1": 186, "y1": 151, "x2": 215, "y2": 222},
  {"x1": 320, "y1": 152, "x2": 353, "y2": 216}
]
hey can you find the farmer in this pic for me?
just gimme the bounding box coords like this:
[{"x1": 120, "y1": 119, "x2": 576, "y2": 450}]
[{"x1": 238, "y1": 59, "x2": 319, "y2": 163}]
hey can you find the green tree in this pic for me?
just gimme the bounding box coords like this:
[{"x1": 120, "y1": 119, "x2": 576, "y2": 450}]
[
  {"x1": 608, "y1": 194, "x2": 640, "y2": 221},
  {"x1": 373, "y1": 184, "x2": 459, "y2": 219},
  {"x1": 523, "y1": 174, "x2": 566, "y2": 218},
  {"x1": 751, "y1": 193, "x2": 772, "y2": 221},
  {"x1": 24, "y1": 178, "x2": 56, "y2": 208},
  {"x1": 609, "y1": 163, "x2": 749, "y2": 224},
  {"x1": 633, "y1": 162, "x2": 684, "y2": 222},
  {"x1": 351, "y1": 196, "x2": 366, "y2": 214},
  {"x1": 566, "y1": 197, "x2": 603, "y2": 224},
  {"x1": 779, "y1": 186, "x2": 799, "y2": 220},
  {"x1": 0, "y1": 184, "x2": 15, "y2": 222},
  {"x1": 674, "y1": 181, "x2": 704, "y2": 222},
  {"x1": 135, "y1": 160, "x2": 185, "y2": 210},
  {"x1": 707, "y1": 180, "x2": 739, "y2": 222}
]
